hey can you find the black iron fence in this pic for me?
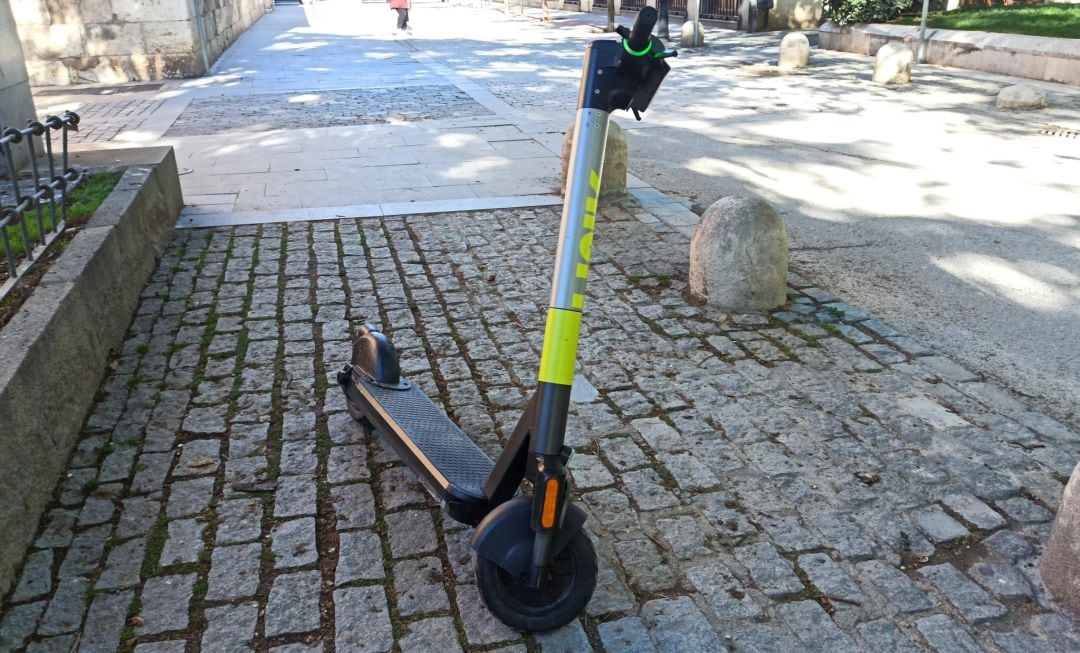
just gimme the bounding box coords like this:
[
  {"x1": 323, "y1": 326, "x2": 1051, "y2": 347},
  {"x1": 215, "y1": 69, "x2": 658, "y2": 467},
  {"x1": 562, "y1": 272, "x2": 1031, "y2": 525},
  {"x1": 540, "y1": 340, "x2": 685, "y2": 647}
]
[
  {"x1": 0, "y1": 111, "x2": 84, "y2": 298},
  {"x1": 610, "y1": 0, "x2": 739, "y2": 19}
]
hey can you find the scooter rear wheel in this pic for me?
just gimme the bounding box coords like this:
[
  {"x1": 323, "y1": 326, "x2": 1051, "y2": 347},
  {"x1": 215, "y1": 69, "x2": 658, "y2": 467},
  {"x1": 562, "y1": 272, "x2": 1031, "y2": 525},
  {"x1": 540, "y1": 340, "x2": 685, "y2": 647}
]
[{"x1": 474, "y1": 530, "x2": 597, "y2": 632}]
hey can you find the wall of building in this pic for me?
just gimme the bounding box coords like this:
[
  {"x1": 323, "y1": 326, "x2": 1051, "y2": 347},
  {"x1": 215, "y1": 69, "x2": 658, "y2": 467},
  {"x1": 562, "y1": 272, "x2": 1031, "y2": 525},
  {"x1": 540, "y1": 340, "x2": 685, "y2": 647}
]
[{"x1": 10, "y1": 0, "x2": 272, "y2": 86}]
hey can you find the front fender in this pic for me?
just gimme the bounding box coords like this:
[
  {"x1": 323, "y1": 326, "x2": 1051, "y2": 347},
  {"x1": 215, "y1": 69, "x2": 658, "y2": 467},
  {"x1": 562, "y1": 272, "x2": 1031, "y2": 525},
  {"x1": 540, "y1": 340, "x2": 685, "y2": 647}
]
[{"x1": 470, "y1": 496, "x2": 587, "y2": 577}]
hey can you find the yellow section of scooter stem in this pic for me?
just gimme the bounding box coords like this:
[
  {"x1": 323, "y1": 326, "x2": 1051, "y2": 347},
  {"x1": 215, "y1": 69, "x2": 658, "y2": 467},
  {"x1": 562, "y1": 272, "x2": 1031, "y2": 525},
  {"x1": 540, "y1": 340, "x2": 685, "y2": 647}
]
[{"x1": 538, "y1": 308, "x2": 582, "y2": 386}]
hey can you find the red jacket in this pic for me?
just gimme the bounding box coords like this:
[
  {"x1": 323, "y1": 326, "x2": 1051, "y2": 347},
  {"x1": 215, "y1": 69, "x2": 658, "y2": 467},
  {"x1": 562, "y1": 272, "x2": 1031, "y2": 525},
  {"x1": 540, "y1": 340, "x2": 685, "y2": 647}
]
[{"x1": 389, "y1": 0, "x2": 410, "y2": 8}]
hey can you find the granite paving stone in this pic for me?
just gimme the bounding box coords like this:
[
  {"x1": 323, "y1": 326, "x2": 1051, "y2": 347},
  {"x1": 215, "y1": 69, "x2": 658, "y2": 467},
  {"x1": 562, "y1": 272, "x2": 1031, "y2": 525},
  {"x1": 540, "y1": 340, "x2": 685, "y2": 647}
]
[
  {"x1": 201, "y1": 602, "x2": 259, "y2": 652},
  {"x1": 686, "y1": 561, "x2": 763, "y2": 620},
  {"x1": 399, "y1": 617, "x2": 464, "y2": 653},
  {"x1": 96, "y1": 537, "x2": 146, "y2": 590},
  {"x1": 215, "y1": 498, "x2": 264, "y2": 544},
  {"x1": 533, "y1": 620, "x2": 592, "y2": 652},
  {"x1": 271, "y1": 517, "x2": 319, "y2": 568},
  {"x1": 0, "y1": 600, "x2": 46, "y2": 650},
  {"x1": 393, "y1": 556, "x2": 451, "y2": 616},
  {"x1": 857, "y1": 560, "x2": 934, "y2": 613},
  {"x1": 138, "y1": 574, "x2": 196, "y2": 636},
  {"x1": 386, "y1": 509, "x2": 438, "y2": 558},
  {"x1": 79, "y1": 590, "x2": 134, "y2": 653},
  {"x1": 335, "y1": 529, "x2": 384, "y2": 585},
  {"x1": 779, "y1": 600, "x2": 861, "y2": 653},
  {"x1": 641, "y1": 596, "x2": 723, "y2": 653},
  {"x1": 266, "y1": 571, "x2": 322, "y2": 637},
  {"x1": 915, "y1": 614, "x2": 983, "y2": 653},
  {"x1": 166, "y1": 477, "x2": 216, "y2": 518},
  {"x1": 854, "y1": 619, "x2": 922, "y2": 653},
  {"x1": 731, "y1": 624, "x2": 802, "y2": 653},
  {"x1": 613, "y1": 539, "x2": 677, "y2": 594},
  {"x1": 735, "y1": 542, "x2": 805, "y2": 598},
  {"x1": 918, "y1": 563, "x2": 1008, "y2": 625},
  {"x1": 11, "y1": 549, "x2": 53, "y2": 602},
  {"x1": 57, "y1": 524, "x2": 111, "y2": 579},
  {"x1": 598, "y1": 616, "x2": 657, "y2": 653},
  {"x1": 206, "y1": 543, "x2": 262, "y2": 601},
  {"x1": 38, "y1": 575, "x2": 91, "y2": 636},
  {"x1": 160, "y1": 518, "x2": 206, "y2": 566}
]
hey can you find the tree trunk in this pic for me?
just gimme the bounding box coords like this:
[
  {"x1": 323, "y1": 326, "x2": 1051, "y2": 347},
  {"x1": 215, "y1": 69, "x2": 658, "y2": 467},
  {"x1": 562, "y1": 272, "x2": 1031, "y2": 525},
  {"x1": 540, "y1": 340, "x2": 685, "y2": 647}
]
[{"x1": 606, "y1": 1, "x2": 615, "y2": 31}]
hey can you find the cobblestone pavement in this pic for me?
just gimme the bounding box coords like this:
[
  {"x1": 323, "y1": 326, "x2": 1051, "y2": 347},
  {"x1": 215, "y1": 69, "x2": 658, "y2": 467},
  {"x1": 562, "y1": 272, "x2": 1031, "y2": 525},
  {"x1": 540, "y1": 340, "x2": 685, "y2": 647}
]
[
  {"x1": 164, "y1": 86, "x2": 492, "y2": 137},
  {"x1": 32, "y1": 98, "x2": 166, "y2": 145},
  {"x1": 3, "y1": 200, "x2": 1080, "y2": 652}
]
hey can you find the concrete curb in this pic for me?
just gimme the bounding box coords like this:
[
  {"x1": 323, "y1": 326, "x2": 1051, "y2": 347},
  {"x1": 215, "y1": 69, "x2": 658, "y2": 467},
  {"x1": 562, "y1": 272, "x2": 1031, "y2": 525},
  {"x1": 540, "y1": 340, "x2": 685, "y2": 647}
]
[
  {"x1": 819, "y1": 21, "x2": 1080, "y2": 86},
  {"x1": 0, "y1": 147, "x2": 182, "y2": 596}
]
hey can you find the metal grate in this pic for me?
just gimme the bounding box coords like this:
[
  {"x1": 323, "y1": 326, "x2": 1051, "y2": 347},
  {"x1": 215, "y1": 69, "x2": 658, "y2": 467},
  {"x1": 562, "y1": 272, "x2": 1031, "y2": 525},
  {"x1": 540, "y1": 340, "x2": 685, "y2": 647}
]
[{"x1": 0, "y1": 112, "x2": 85, "y2": 299}]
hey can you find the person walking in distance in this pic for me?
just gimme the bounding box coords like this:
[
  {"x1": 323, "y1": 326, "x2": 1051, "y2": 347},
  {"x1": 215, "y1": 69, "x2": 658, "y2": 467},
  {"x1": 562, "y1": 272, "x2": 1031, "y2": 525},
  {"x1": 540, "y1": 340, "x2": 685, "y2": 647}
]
[{"x1": 389, "y1": 0, "x2": 410, "y2": 31}]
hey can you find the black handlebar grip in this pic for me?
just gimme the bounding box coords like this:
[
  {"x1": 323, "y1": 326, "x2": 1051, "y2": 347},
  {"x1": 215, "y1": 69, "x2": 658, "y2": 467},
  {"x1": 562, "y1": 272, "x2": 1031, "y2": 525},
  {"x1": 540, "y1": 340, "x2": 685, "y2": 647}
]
[{"x1": 627, "y1": 7, "x2": 658, "y2": 52}]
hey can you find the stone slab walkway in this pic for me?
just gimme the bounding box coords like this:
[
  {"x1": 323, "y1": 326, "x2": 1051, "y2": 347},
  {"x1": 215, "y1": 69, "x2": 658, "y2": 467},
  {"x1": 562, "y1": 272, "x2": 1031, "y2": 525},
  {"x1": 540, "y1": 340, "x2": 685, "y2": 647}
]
[{"x1": 2, "y1": 198, "x2": 1079, "y2": 652}]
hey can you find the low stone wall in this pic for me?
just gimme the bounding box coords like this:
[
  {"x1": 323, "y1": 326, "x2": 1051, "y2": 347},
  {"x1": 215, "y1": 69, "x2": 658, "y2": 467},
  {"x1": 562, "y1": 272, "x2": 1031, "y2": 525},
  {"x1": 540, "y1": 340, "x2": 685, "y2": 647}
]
[
  {"x1": 0, "y1": 147, "x2": 182, "y2": 597},
  {"x1": 819, "y1": 21, "x2": 1080, "y2": 86},
  {"x1": 11, "y1": 0, "x2": 273, "y2": 85}
]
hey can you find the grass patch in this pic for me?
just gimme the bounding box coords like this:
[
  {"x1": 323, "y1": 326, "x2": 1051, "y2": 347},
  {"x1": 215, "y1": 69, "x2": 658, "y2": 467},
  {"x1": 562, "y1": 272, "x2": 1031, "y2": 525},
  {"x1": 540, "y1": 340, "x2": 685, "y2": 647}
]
[
  {"x1": 893, "y1": 5, "x2": 1080, "y2": 38},
  {"x1": 3, "y1": 172, "x2": 122, "y2": 256}
]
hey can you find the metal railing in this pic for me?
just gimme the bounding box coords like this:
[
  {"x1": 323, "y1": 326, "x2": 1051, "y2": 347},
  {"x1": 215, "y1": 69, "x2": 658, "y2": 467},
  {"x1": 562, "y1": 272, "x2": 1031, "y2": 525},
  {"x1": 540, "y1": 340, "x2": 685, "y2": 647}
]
[{"x1": 0, "y1": 111, "x2": 85, "y2": 299}]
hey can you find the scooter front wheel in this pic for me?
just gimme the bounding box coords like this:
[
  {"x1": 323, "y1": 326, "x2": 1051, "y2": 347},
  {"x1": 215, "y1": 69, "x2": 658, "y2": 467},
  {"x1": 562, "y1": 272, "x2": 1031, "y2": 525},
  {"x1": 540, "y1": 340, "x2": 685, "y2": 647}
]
[{"x1": 474, "y1": 530, "x2": 597, "y2": 632}]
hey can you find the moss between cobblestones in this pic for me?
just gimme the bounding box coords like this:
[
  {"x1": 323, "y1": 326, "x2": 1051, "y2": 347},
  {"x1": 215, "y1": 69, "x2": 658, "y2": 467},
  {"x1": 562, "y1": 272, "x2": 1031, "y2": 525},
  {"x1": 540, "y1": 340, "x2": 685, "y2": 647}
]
[{"x1": 141, "y1": 516, "x2": 168, "y2": 577}]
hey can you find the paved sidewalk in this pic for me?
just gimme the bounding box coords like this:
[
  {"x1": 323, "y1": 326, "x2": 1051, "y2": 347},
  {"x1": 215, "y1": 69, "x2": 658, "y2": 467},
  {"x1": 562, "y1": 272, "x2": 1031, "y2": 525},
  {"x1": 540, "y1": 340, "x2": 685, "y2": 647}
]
[{"x1": 6, "y1": 3, "x2": 1080, "y2": 652}]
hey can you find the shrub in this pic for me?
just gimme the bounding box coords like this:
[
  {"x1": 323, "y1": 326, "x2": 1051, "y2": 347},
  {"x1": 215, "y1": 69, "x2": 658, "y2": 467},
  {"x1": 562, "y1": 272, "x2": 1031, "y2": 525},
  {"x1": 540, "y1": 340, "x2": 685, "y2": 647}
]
[{"x1": 824, "y1": 0, "x2": 914, "y2": 25}]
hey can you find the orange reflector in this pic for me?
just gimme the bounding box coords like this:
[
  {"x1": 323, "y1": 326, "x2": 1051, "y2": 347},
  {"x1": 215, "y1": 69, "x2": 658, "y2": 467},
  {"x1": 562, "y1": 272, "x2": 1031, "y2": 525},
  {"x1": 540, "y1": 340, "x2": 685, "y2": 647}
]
[{"x1": 541, "y1": 478, "x2": 560, "y2": 529}]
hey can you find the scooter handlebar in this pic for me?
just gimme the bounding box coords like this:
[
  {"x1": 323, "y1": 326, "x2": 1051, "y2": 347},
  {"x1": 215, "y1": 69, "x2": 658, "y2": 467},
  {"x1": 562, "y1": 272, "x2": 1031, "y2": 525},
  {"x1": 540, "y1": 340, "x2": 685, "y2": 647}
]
[{"x1": 626, "y1": 7, "x2": 658, "y2": 52}]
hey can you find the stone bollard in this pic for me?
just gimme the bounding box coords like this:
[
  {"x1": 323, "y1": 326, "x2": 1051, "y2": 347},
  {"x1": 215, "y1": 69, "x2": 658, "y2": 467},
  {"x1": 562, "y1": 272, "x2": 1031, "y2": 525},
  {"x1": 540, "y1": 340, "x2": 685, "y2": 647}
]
[
  {"x1": 689, "y1": 196, "x2": 788, "y2": 311},
  {"x1": 681, "y1": 21, "x2": 705, "y2": 48},
  {"x1": 561, "y1": 119, "x2": 627, "y2": 199},
  {"x1": 778, "y1": 33, "x2": 810, "y2": 70},
  {"x1": 997, "y1": 84, "x2": 1047, "y2": 110},
  {"x1": 873, "y1": 42, "x2": 913, "y2": 85},
  {"x1": 1042, "y1": 461, "x2": 1080, "y2": 618}
]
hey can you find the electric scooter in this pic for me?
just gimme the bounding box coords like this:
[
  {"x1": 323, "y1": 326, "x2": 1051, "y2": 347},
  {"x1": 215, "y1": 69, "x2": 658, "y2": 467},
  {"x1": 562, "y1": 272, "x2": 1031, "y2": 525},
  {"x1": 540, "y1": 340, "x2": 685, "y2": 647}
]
[{"x1": 338, "y1": 7, "x2": 675, "y2": 631}]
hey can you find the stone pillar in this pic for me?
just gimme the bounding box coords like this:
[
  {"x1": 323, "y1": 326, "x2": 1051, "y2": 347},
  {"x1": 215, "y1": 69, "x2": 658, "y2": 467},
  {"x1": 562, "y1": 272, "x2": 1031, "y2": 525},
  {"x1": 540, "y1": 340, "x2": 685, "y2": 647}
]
[
  {"x1": 0, "y1": 0, "x2": 35, "y2": 168},
  {"x1": 561, "y1": 120, "x2": 628, "y2": 200},
  {"x1": 681, "y1": 0, "x2": 704, "y2": 47},
  {"x1": 689, "y1": 196, "x2": 789, "y2": 311},
  {"x1": 1042, "y1": 462, "x2": 1080, "y2": 618}
]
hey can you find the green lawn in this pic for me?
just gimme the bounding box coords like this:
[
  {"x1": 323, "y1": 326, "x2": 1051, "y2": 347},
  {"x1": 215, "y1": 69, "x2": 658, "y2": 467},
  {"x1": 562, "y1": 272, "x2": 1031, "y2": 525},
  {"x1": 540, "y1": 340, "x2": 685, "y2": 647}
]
[
  {"x1": 893, "y1": 5, "x2": 1080, "y2": 39},
  {"x1": 3, "y1": 172, "x2": 121, "y2": 259}
]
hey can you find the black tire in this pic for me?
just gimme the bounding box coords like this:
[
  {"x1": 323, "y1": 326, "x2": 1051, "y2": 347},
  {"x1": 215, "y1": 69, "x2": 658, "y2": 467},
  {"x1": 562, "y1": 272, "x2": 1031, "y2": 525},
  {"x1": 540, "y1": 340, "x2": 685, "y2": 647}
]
[{"x1": 474, "y1": 531, "x2": 597, "y2": 632}]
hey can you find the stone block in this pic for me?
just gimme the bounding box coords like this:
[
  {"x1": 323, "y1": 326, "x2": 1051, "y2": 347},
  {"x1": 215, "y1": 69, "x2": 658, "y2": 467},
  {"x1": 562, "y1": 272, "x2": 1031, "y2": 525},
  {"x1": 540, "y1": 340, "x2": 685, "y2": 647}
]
[
  {"x1": 10, "y1": 0, "x2": 50, "y2": 25},
  {"x1": 1042, "y1": 461, "x2": 1080, "y2": 618},
  {"x1": 561, "y1": 119, "x2": 627, "y2": 200},
  {"x1": 873, "y1": 42, "x2": 913, "y2": 85},
  {"x1": 113, "y1": 0, "x2": 193, "y2": 23},
  {"x1": 25, "y1": 60, "x2": 72, "y2": 86},
  {"x1": 18, "y1": 24, "x2": 85, "y2": 59},
  {"x1": 681, "y1": 20, "x2": 705, "y2": 48},
  {"x1": 778, "y1": 32, "x2": 810, "y2": 70},
  {"x1": 142, "y1": 20, "x2": 199, "y2": 53},
  {"x1": 996, "y1": 84, "x2": 1047, "y2": 110},
  {"x1": 84, "y1": 23, "x2": 146, "y2": 57},
  {"x1": 689, "y1": 196, "x2": 789, "y2": 312}
]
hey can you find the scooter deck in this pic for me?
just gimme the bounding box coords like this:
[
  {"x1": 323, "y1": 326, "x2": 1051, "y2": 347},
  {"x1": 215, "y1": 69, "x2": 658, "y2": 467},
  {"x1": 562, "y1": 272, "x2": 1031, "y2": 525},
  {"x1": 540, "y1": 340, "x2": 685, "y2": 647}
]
[{"x1": 350, "y1": 373, "x2": 494, "y2": 504}]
